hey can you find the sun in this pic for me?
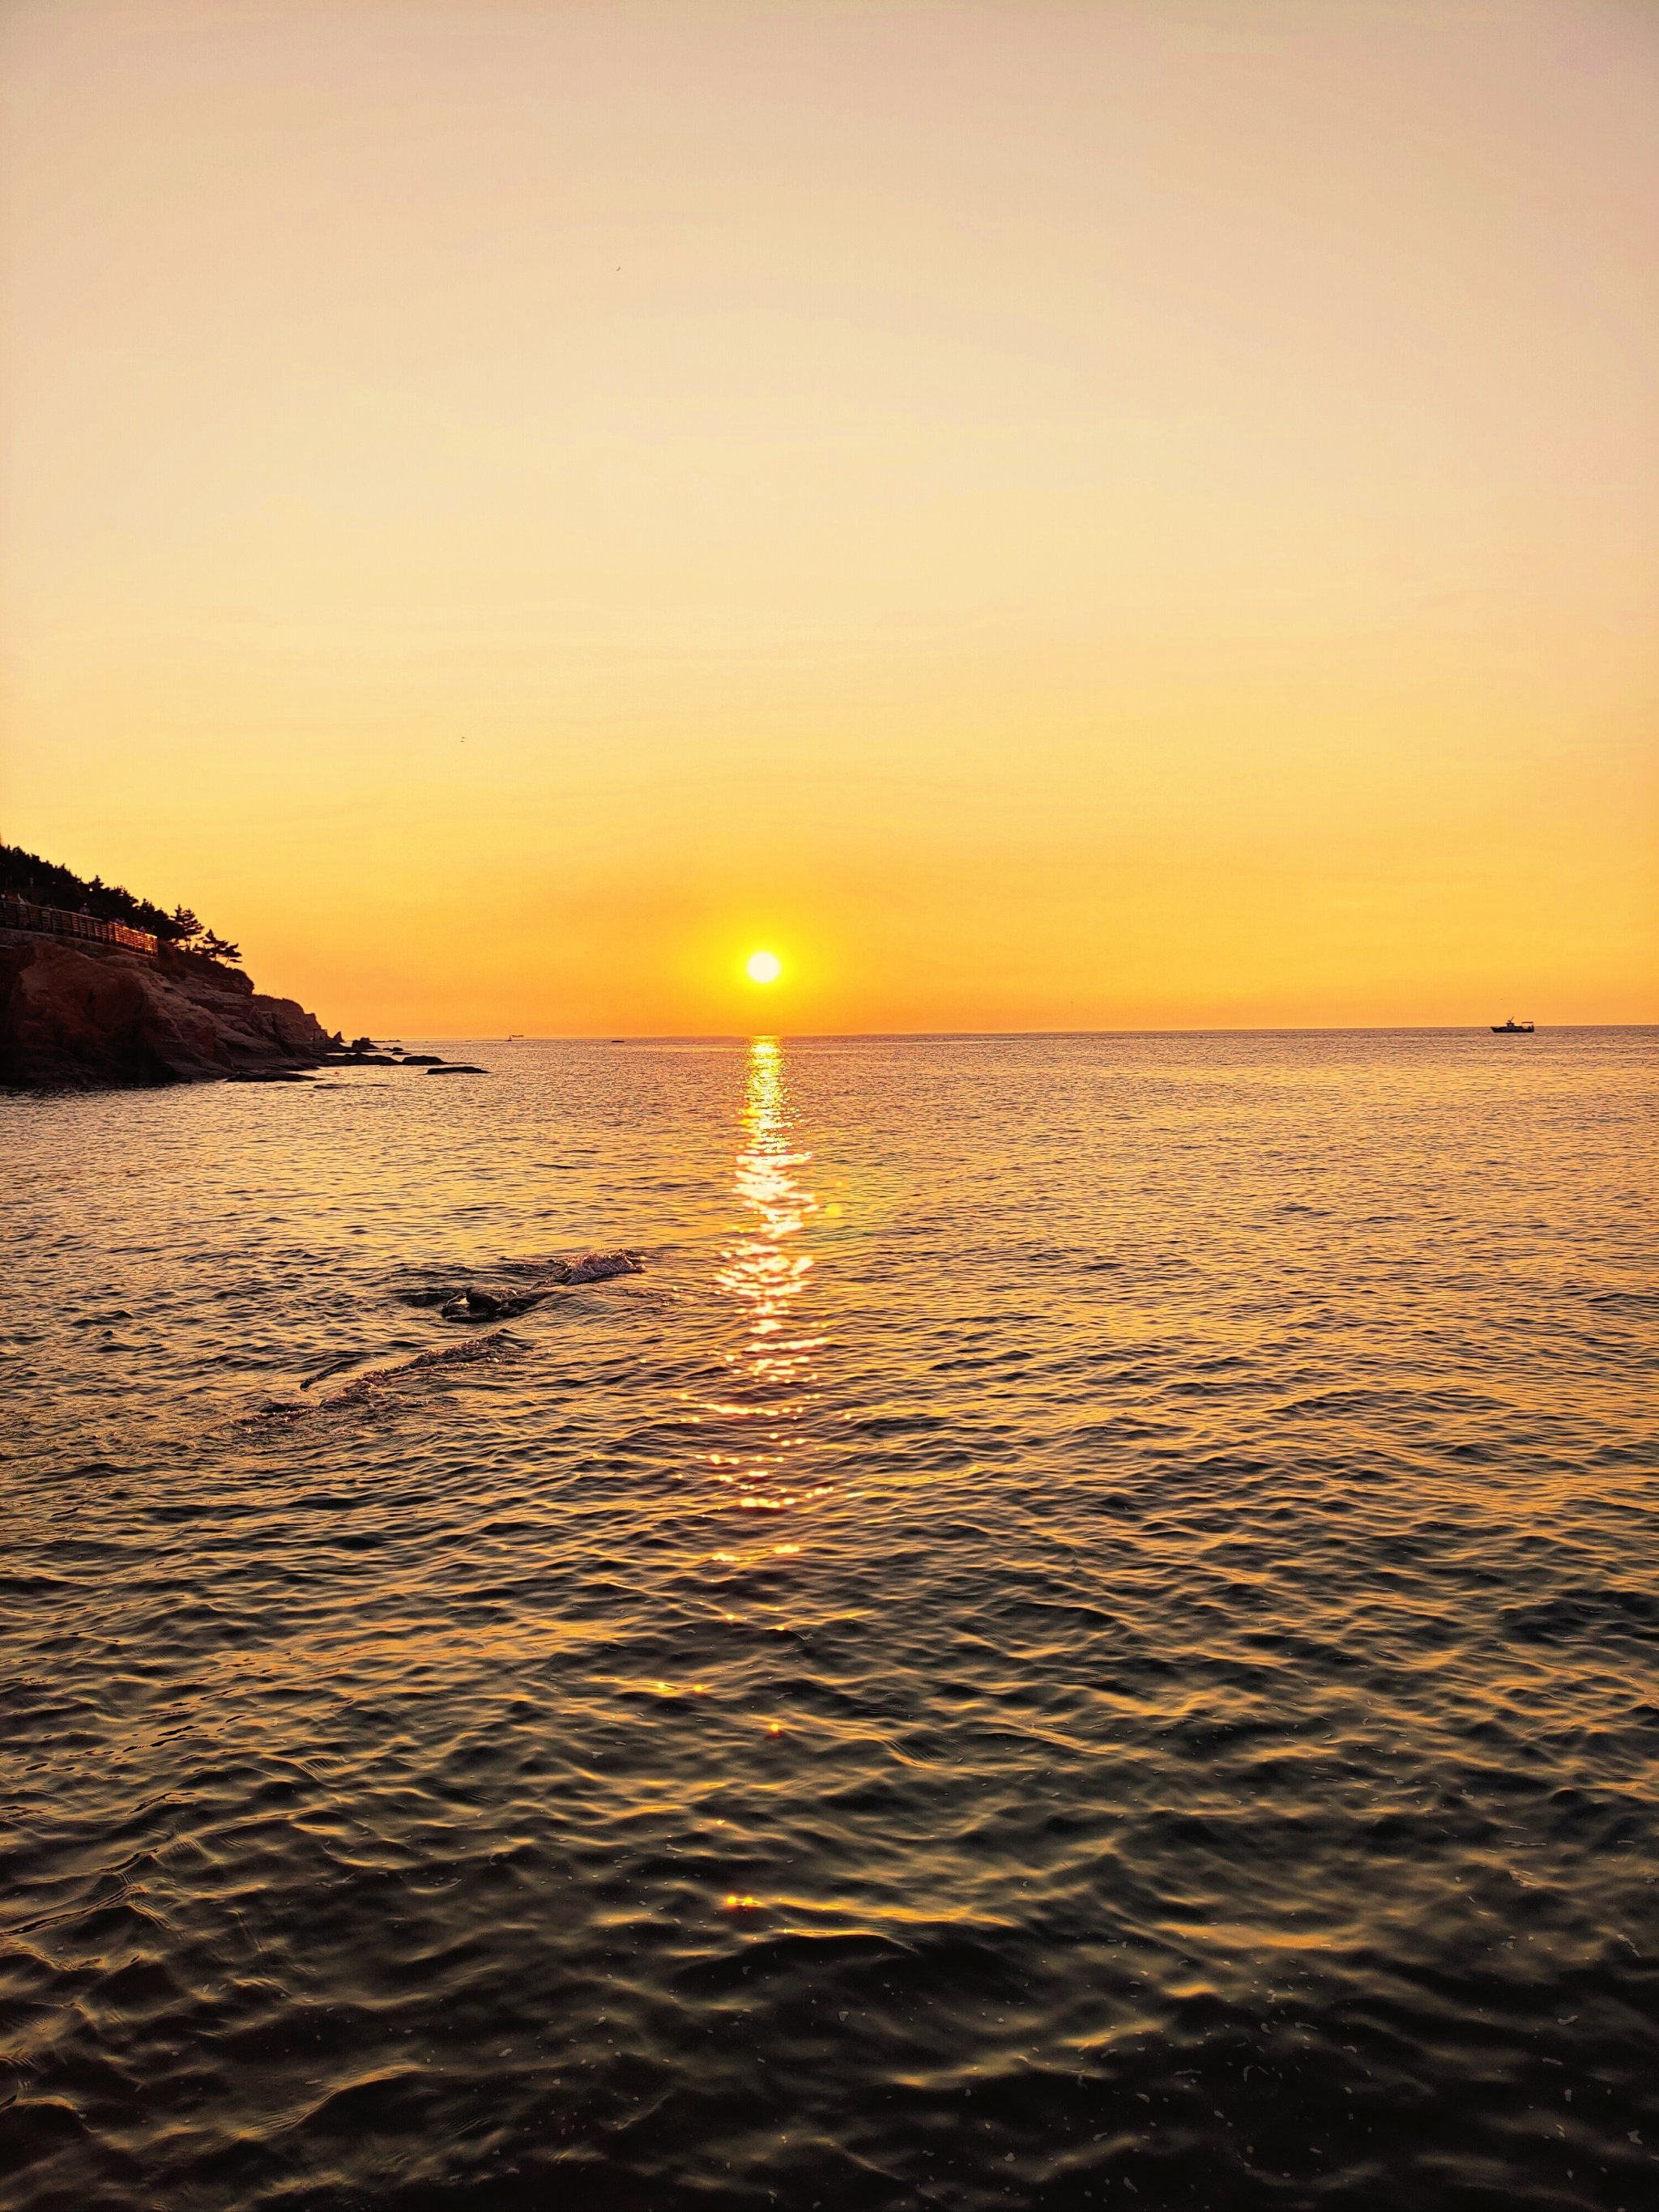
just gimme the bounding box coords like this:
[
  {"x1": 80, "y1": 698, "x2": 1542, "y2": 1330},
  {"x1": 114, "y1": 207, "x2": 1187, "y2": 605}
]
[{"x1": 744, "y1": 948, "x2": 783, "y2": 986}]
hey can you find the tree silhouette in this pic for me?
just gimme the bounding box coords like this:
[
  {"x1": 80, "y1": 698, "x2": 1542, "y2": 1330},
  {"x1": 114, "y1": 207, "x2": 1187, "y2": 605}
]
[{"x1": 2, "y1": 845, "x2": 241, "y2": 957}]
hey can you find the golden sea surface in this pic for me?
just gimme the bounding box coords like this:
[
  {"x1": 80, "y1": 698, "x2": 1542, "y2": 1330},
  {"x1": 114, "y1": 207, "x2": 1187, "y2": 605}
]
[{"x1": 2, "y1": 1029, "x2": 1656, "y2": 2210}]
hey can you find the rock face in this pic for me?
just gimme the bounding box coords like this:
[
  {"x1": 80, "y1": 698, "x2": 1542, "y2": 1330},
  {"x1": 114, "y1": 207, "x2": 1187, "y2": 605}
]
[{"x1": 0, "y1": 931, "x2": 334, "y2": 1089}]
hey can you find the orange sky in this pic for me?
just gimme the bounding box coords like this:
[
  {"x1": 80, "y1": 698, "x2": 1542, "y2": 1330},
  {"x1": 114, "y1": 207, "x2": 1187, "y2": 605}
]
[{"x1": 2, "y1": 0, "x2": 1655, "y2": 1036}]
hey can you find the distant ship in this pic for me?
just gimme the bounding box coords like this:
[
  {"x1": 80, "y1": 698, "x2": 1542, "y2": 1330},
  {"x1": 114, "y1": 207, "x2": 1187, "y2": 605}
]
[{"x1": 1491, "y1": 1018, "x2": 1535, "y2": 1034}]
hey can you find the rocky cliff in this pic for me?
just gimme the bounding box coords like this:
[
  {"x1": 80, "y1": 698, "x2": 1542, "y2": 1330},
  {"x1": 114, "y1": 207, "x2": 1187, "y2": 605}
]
[{"x1": 0, "y1": 931, "x2": 335, "y2": 1089}]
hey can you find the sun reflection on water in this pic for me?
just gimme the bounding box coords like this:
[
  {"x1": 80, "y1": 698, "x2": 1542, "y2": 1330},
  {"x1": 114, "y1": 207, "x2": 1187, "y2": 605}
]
[{"x1": 706, "y1": 1037, "x2": 829, "y2": 1521}]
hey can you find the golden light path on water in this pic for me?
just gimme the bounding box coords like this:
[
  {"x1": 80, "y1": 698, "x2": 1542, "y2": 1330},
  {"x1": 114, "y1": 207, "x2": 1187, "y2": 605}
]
[
  {"x1": 685, "y1": 1038, "x2": 834, "y2": 1822},
  {"x1": 707, "y1": 1037, "x2": 829, "y2": 1528}
]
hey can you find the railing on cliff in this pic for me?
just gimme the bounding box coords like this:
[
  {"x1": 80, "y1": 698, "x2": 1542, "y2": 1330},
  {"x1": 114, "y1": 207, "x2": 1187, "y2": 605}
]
[{"x1": 0, "y1": 894, "x2": 161, "y2": 956}]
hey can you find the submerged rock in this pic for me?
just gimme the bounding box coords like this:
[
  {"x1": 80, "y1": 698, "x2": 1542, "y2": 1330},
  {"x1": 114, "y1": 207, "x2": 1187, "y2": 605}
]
[
  {"x1": 318, "y1": 1330, "x2": 518, "y2": 1408},
  {"x1": 426, "y1": 1063, "x2": 488, "y2": 1075},
  {"x1": 249, "y1": 1330, "x2": 522, "y2": 1429}
]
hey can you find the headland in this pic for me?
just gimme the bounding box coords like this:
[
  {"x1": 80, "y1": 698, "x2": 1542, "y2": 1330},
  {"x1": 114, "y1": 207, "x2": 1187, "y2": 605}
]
[
  {"x1": 0, "y1": 923, "x2": 336, "y2": 1089},
  {"x1": 0, "y1": 846, "x2": 336, "y2": 1089}
]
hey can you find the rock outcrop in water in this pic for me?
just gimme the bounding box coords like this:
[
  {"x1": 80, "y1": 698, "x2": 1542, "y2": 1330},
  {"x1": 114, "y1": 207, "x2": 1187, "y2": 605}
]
[
  {"x1": 440, "y1": 1285, "x2": 549, "y2": 1322},
  {"x1": 396, "y1": 1251, "x2": 644, "y2": 1322},
  {"x1": 0, "y1": 931, "x2": 335, "y2": 1089}
]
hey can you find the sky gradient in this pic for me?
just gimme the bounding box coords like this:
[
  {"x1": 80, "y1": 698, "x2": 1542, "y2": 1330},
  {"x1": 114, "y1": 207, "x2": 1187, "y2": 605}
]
[{"x1": 2, "y1": 0, "x2": 1655, "y2": 1036}]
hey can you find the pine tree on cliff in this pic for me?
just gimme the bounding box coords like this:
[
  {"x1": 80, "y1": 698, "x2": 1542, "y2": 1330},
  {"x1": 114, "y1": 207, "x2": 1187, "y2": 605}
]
[{"x1": 2, "y1": 844, "x2": 239, "y2": 958}]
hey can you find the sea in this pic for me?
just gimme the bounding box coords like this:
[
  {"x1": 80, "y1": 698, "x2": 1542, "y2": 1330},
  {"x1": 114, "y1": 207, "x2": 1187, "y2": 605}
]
[{"x1": 2, "y1": 1029, "x2": 1655, "y2": 2211}]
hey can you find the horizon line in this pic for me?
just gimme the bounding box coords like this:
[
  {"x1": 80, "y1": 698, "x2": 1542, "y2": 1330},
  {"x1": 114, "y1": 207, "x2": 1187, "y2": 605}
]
[{"x1": 370, "y1": 1022, "x2": 1657, "y2": 1042}]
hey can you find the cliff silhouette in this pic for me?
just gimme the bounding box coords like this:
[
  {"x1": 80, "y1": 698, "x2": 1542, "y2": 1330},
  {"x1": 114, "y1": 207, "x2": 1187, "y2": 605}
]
[{"x1": 0, "y1": 846, "x2": 336, "y2": 1089}]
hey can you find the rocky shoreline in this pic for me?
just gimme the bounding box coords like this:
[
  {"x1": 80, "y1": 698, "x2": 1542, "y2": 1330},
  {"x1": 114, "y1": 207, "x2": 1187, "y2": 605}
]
[
  {"x1": 0, "y1": 929, "x2": 329, "y2": 1089},
  {"x1": 0, "y1": 929, "x2": 485, "y2": 1091}
]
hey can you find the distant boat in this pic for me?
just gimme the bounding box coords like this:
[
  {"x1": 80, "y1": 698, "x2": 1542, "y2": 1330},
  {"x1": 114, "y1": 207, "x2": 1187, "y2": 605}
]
[
  {"x1": 1491, "y1": 1018, "x2": 1535, "y2": 1034},
  {"x1": 505, "y1": 1032, "x2": 524, "y2": 1041}
]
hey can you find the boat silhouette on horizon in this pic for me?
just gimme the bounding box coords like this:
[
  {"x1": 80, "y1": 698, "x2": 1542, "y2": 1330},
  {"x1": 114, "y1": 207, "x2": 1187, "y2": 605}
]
[{"x1": 1491, "y1": 1017, "x2": 1535, "y2": 1034}]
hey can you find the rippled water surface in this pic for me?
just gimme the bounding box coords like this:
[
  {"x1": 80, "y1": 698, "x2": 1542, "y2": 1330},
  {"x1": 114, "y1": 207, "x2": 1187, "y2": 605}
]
[{"x1": 3, "y1": 1030, "x2": 1656, "y2": 2211}]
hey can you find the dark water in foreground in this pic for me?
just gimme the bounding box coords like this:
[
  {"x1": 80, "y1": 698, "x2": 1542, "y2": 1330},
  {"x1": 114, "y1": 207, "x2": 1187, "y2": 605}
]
[{"x1": 2, "y1": 1030, "x2": 1656, "y2": 2211}]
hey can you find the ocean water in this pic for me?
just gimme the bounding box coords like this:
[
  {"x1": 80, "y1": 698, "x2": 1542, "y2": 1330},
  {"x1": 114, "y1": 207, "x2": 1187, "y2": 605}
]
[{"x1": 2, "y1": 1029, "x2": 1655, "y2": 2212}]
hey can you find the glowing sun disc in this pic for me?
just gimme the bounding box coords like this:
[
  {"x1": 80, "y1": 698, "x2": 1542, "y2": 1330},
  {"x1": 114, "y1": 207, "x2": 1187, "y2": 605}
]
[{"x1": 745, "y1": 949, "x2": 783, "y2": 985}]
